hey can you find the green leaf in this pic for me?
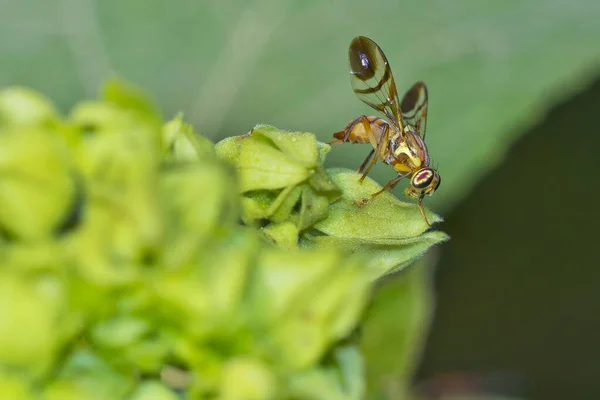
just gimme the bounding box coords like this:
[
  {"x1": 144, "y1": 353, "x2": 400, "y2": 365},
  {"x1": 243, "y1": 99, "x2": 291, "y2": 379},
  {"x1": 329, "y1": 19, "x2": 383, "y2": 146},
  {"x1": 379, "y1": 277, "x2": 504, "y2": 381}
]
[
  {"x1": 301, "y1": 168, "x2": 447, "y2": 278},
  {"x1": 360, "y1": 253, "x2": 438, "y2": 400},
  {"x1": 288, "y1": 346, "x2": 365, "y2": 400},
  {"x1": 304, "y1": 231, "x2": 448, "y2": 280},
  {"x1": 334, "y1": 345, "x2": 365, "y2": 400},
  {"x1": 313, "y1": 168, "x2": 442, "y2": 240}
]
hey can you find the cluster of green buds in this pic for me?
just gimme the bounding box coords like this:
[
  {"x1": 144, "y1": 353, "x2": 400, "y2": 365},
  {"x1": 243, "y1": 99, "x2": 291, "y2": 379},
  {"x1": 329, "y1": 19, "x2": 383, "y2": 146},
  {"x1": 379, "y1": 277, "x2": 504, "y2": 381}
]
[
  {"x1": 0, "y1": 79, "x2": 446, "y2": 399},
  {"x1": 216, "y1": 125, "x2": 447, "y2": 279}
]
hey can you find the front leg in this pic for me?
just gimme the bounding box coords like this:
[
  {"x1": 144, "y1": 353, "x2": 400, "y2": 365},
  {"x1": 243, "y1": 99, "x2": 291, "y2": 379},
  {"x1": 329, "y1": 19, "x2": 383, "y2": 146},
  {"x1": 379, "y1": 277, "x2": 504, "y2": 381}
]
[
  {"x1": 371, "y1": 171, "x2": 411, "y2": 198},
  {"x1": 417, "y1": 196, "x2": 431, "y2": 227}
]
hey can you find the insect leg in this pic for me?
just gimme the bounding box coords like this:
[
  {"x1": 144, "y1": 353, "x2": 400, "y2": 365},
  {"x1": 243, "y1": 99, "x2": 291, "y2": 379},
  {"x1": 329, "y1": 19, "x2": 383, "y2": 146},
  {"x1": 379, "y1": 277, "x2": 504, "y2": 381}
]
[
  {"x1": 357, "y1": 149, "x2": 375, "y2": 173},
  {"x1": 371, "y1": 171, "x2": 410, "y2": 197},
  {"x1": 358, "y1": 121, "x2": 389, "y2": 183},
  {"x1": 417, "y1": 195, "x2": 431, "y2": 227}
]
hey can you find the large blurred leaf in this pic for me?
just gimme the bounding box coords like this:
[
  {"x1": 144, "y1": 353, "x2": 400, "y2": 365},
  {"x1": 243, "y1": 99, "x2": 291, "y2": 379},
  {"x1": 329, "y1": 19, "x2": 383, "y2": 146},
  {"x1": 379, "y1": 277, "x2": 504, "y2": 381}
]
[
  {"x1": 360, "y1": 251, "x2": 438, "y2": 400},
  {"x1": 1, "y1": 0, "x2": 598, "y2": 212}
]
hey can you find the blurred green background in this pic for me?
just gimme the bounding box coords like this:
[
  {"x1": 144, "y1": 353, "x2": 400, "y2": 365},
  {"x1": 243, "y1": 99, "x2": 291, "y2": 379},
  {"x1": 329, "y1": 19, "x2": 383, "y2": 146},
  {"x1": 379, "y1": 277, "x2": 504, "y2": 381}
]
[
  {"x1": 417, "y1": 75, "x2": 600, "y2": 400},
  {"x1": 1, "y1": 0, "x2": 599, "y2": 398}
]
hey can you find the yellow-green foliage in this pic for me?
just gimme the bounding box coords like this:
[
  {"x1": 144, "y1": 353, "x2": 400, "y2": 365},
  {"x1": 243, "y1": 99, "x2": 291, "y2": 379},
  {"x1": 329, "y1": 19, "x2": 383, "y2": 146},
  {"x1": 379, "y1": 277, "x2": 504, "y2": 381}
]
[{"x1": 0, "y1": 79, "x2": 447, "y2": 399}]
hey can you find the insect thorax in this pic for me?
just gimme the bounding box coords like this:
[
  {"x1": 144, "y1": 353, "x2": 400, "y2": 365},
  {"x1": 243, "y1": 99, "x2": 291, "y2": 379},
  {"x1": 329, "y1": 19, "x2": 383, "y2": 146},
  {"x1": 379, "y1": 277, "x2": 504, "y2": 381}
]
[{"x1": 388, "y1": 126, "x2": 429, "y2": 170}]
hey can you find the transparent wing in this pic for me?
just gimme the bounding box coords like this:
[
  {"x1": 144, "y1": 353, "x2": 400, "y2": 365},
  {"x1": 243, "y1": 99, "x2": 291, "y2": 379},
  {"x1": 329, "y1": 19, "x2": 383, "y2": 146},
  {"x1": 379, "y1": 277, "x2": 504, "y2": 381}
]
[
  {"x1": 348, "y1": 36, "x2": 404, "y2": 131},
  {"x1": 400, "y1": 81, "x2": 429, "y2": 139}
]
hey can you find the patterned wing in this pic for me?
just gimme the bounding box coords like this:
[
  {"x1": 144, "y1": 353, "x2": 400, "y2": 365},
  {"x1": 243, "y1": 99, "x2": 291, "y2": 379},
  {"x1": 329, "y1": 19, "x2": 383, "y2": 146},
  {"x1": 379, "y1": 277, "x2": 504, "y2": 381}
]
[
  {"x1": 348, "y1": 36, "x2": 404, "y2": 131},
  {"x1": 400, "y1": 81, "x2": 429, "y2": 139}
]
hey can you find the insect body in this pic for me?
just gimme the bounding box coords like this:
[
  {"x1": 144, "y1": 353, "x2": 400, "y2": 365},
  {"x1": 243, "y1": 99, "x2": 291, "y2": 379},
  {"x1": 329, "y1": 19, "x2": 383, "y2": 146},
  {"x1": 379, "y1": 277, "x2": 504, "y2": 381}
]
[{"x1": 329, "y1": 36, "x2": 440, "y2": 226}]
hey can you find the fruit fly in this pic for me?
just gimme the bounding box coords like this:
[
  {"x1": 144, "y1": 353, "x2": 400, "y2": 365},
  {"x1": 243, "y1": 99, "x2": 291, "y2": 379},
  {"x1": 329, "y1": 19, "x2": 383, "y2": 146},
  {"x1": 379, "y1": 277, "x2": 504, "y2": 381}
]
[{"x1": 329, "y1": 36, "x2": 440, "y2": 226}]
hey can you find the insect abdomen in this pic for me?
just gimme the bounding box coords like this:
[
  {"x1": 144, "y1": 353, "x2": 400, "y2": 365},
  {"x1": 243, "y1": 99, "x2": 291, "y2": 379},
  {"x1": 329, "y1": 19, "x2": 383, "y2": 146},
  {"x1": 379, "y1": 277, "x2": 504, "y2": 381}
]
[{"x1": 333, "y1": 116, "x2": 387, "y2": 144}]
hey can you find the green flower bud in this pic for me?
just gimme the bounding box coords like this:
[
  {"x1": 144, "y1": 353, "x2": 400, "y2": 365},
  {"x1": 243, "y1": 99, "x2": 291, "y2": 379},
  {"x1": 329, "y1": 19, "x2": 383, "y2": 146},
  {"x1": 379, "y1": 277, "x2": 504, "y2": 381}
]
[
  {"x1": 196, "y1": 229, "x2": 258, "y2": 325},
  {"x1": 267, "y1": 185, "x2": 303, "y2": 224},
  {"x1": 0, "y1": 241, "x2": 64, "y2": 274},
  {"x1": 251, "y1": 248, "x2": 370, "y2": 369},
  {"x1": 220, "y1": 357, "x2": 278, "y2": 400},
  {"x1": 91, "y1": 317, "x2": 150, "y2": 349},
  {"x1": 237, "y1": 135, "x2": 309, "y2": 191},
  {"x1": 288, "y1": 346, "x2": 363, "y2": 400},
  {"x1": 101, "y1": 78, "x2": 161, "y2": 123},
  {"x1": 158, "y1": 162, "x2": 238, "y2": 267},
  {"x1": 271, "y1": 262, "x2": 370, "y2": 369},
  {"x1": 63, "y1": 87, "x2": 166, "y2": 287},
  {"x1": 316, "y1": 141, "x2": 331, "y2": 165},
  {"x1": 0, "y1": 80, "x2": 448, "y2": 399},
  {"x1": 212, "y1": 134, "x2": 246, "y2": 166},
  {"x1": 65, "y1": 199, "x2": 155, "y2": 287},
  {"x1": 0, "y1": 87, "x2": 59, "y2": 129},
  {"x1": 0, "y1": 373, "x2": 35, "y2": 400},
  {"x1": 44, "y1": 350, "x2": 133, "y2": 400},
  {"x1": 69, "y1": 101, "x2": 160, "y2": 181},
  {"x1": 215, "y1": 125, "x2": 340, "y2": 233},
  {"x1": 0, "y1": 272, "x2": 67, "y2": 378},
  {"x1": 129, "y1": 381, "x2": 180, "y2": 400},
  {"x1": 162, "y1": 114, "x2": 215, "y2": 162},
  {"x1": 251, "y1": 124, "x2": 319, "y2": 168},
  {"x1": 0, "y1": 127, "x2": 75, "y2": 240},
  {"x1": 296, "y1": 185, "x2": 331, "y2": 230},
  {"x1": 261, "y1": 221, "x2": 299, "y2": 250},
  {"x1": 172, "y1": 338, "x2": 223, "y2": 391},
  {"x1": 240, "y1": 191, "x2": 275, "y2": 223},
  {"x1": 90, "y1": 317, "x2": 169, "y2": 373},
  {"x1": 153, "y1": 229, "x2": 257, "y2": 339}
]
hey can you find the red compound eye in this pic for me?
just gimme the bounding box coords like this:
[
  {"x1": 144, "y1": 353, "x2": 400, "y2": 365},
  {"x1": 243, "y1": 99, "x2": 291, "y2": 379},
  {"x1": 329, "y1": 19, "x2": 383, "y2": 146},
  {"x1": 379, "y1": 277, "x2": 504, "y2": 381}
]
[{"x1": 412, "y1": 168, "x2": 434, "y2": 189}]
